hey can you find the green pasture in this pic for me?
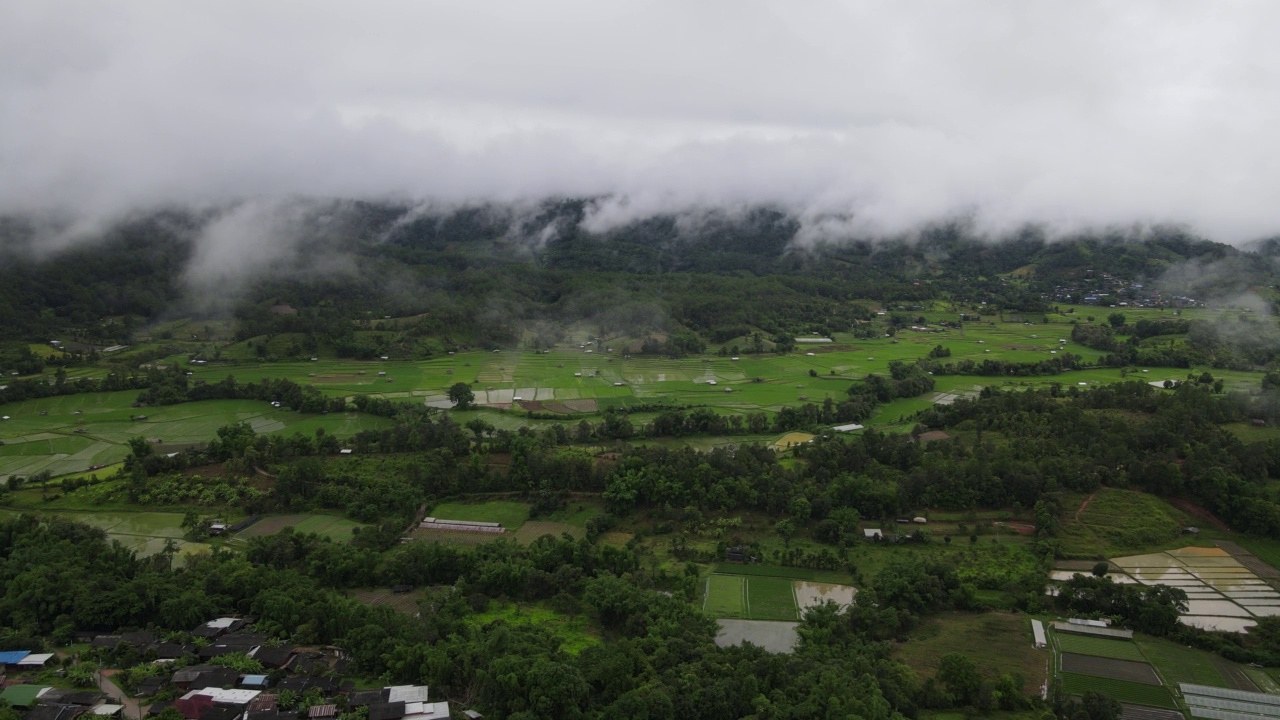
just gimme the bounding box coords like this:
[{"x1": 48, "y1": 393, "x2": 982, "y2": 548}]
[{"x1": 1057, "y1": 673, "x2": 1175, "y2": 709}]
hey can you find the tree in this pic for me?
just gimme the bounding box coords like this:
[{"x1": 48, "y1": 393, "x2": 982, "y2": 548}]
[
  {"x1": 937, "y1": 653, "x2": 982, "y2": 706},
  {"x1": 1091, "y1": 562, "x2": 1109, "y2": 577},
  {"x1": 1107, "y1": 313, "x2": 1126, "y2": 328},
  {"x1": 127, "y1": 435, "x2": 154, "y2": 459},
  {"x1": 447, "y1": 382, "x2": 475, "y2": 410},
  {"x1": 775, "y1": 519, "x2": 797, "y2": 547}
]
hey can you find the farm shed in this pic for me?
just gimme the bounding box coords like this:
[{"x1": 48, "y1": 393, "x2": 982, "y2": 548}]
[
  {"x1": 832, "y1": 423, "x2": 864, "y2": 432},
  {"x1": 18, "y1": 653, "x2": 53, "y2": 667},
  {"x1": 26, "y1": 705, "x2": 87, "y2": 720},
  {"x1": 1050, "y1": 621, "x2": 1133, "y2": 639},
  {"x1": 368, "y1": 703, "x2": 406, "y2": 720},
  {"x1": 0, "y1": 650, "x2": 31, "y2": 666},
  {"x1": 863, "y1": 528, "x2": 883, "y2": 539},
  {"x1": 419, "y1": 518, "x2": 505, "y2": 534},
  {"x1": 1031, "y1": 619, "x2": 1046, "y2": 648}
]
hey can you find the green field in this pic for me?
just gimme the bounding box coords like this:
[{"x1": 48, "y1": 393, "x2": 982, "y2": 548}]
[
  {"x1": 1134, "y1": 636, "x2": 1230, "y2": 688},
  {"x1": 713, "y1": 564, "x2": 818, "y2": 580},
  {"x1": 895, "y1": 612, "x2": 1047, "y2": 694},
  {"x1": 704, "y1": 575, "x2": 748, "y2": 618},
  {"x1": 743, "y1": 576, "x2": 800, "y2": 621},
  {"x1": 1057, "y1": 488, "x2": 1196, "y2": 558},
  {"x1": 6, "y1": 305, "x2": 1276, "y2": 482},
  {"x1": 1055, "y1": 634, "x2": 1146, "y2": 662},
  {"x1": 703, "y1": 573, "x2": 800, "y2": 621},
  {"x1": 428, "y1": 501, "x2": 530, "y2": 529},
  {"x1": 234, "y1": 513, "x2": 368, "y2": 542},
  {"x1": 0, "y1": 391, "x2": 392, "y2": 481},
  {"x1": 1057, "y1": 673, "x2": 1176, "y2": 709}
]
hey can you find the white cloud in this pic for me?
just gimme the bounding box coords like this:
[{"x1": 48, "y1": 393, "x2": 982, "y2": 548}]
[{"x1": 2, "y1": 1, "x2": 1279, "y2": 242}]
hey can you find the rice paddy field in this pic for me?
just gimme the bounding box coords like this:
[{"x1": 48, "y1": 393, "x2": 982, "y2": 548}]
[
  {"x1": 0, "y1": 391, "x2": 392, "y2": 482},
  {"x1": 5, "y1": 305, "x2": 1277, "y2": 481},
  {"x1": 1047, "y1": 609, "x2": 1268, "y2": 715},
  {"x1": 702, "y1": 567, "x2": 856, "y2": 622}
]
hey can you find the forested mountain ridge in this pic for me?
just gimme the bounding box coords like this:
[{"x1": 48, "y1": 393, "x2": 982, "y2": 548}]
[{"x1": 0, "y1": 200, "x2": 1270, "y2": 349}]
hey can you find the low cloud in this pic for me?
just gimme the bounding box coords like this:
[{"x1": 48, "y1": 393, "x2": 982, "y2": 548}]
[{"x1": 2, "y1": 2, "x2": 1279, "y2": 244}]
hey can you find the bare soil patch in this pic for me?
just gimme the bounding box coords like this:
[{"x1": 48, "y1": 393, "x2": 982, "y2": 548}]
[
  {"x1": 916, "y1": 430, "x2": 950, "y2": 442},
  {"x1": 1076, "y1": 491, "x2": 1098, "y2": 522},
  {"x1": 561, "y1": 398, "x2": 598, "y2": 412},
  {"x1": 1060, "y1": 653, "x2": 1161, "y2": 685}
]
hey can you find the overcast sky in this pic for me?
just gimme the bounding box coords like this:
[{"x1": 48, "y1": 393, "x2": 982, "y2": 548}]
[{"x1": 2, "y1": 1, "x2": 1278, "y2": 242}]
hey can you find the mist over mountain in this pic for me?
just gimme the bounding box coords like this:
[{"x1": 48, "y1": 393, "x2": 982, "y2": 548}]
[{"x1": 3, "y1": 2, "x2": 1280, "y2": 244}]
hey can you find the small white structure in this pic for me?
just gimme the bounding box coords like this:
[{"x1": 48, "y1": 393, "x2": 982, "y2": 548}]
[
  {"x1": 381, "y1": 356, "x2": 389, "y2": 360},
  {"x1": 339, "y1": 449, "x2": 353, "y2": 455},
  {"x1": 731, "y1": 357, "x2": 739, "y2": 361},
  {"x1": 806, "y1": 352, "x2": 816, "y2": 356},
  {"x1": 182, "y1": 688, "x2": 261, "y2": 705},
  {"x1": 574, "y1": 372, "x2": 582, "y2": 377},
  {"x1": 613, "y1": 382, "x2": 624, "y2": 386},
  {"x1": 17, "y1": 653, "x2": 53, "y2": 667},
  {"x1": 1031, "y1": 619, "x2": 1047, "y2": 649},
  {"x1": 863, "y1": 528, "x2": 883, "y2": 539},
  {"x1": 91, "y1": 705, "x2": 124, "y2": 717},
  {"x1": 512, "y1": 396, "x2": 522, "y2": 401},
  {"x1": 832, "y1": 423, "x2": 865, "y2": 433},
  {"x1": 708, "y1": 380, "x2": 717, "y2": 386},
  {"x1": 912, "y1": 516, "x2": 927, "y2": 524}
]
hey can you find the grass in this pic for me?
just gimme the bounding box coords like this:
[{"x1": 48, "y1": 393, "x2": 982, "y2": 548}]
[
  {"x1": 0, "y1": 391, "x2": 391, "y2": 481},
  {"x1": 465, "y1": 601, "x2": 601, "y2": 654},
  {"x1": 896, "y1": 612, "x2": 1047, "y2": 694},
  {"x1": 513, "y1": 521, "x2": 584, "y2": 543},
  {"x1": 428, "y1": 500, "x2": 530, "y2": 529},
  {"x1": 8, "y1": 313, "x2": 1276, "y2": 467},
  {"x1": 704, "y1": 575, "x2": 747, "y2": 618},
  {"x1": 1057, "y1": 673, "x2": 1176, "y2": 708},
  {"x1": 1133, "y1": 636, "x2": 1229, "y2": 688},
  {"x1": 745, "y1": 576, "x2": 800, "y2": 621},
  {"x1": 1057, "y1": 488, "x2": 1193, "y2": 559},
  {"x1": 1231, "y1": 537, "x2": 1280, "y2": 574},
  {"x1": 1055, "y1": 634, "x2": 1146, "y2": 662},
  {"x1": 234, "y1": 513, "x2": 368, "y2": 542},
  {"x1": 702, "y1": 573, "x2": 800, "y2": 621},
  {"x1": 714, "y1": 563, "x2": 817, "y2": 580}
]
